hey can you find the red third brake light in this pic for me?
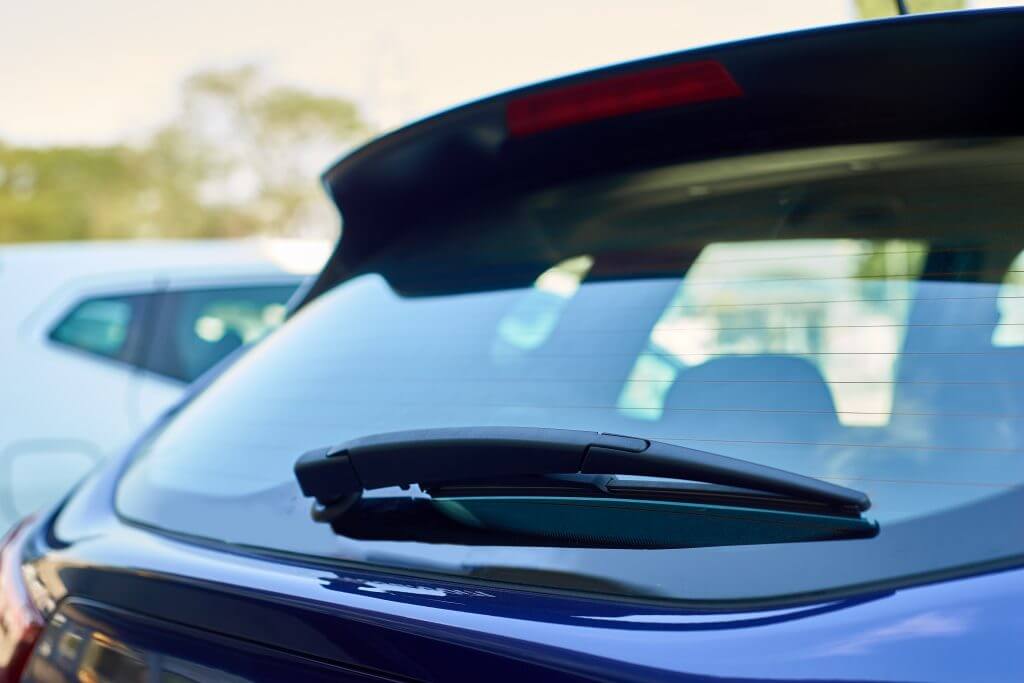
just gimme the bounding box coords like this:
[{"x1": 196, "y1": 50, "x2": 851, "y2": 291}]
[
  {"x1": 0, "y1": 517, "x2": 44, "y2": 683},
  {"x1": 506, "y1": 60, "x2": 742, "y2": 138}
]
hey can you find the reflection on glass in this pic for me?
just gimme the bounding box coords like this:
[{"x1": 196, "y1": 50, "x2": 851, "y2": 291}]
[
  {"x1": 619, "y1": 240, "x2": 926, "y2": 426},
  {"x1": 78, "y1": 632, "x2": 147, "y2": 683},
  {"x1": 494, "y1": 255, "x2": 593, "y2": 352},
  {"x1": 993, "y1": 250, "x2": 1024, "y2": 348}
]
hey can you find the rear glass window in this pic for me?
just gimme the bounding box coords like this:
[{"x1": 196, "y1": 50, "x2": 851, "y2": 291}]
[{"x1": 115, "y1": 139, "x2": 1024, "y2": 604}]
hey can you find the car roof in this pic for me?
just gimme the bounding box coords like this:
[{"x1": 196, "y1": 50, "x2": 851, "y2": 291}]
[
  {"x1": 297, "y1": 7, "x2": 1024, "y2": 311},
  {"x1": 0, "y1": 238, "x2": 331, "y2": 281}
]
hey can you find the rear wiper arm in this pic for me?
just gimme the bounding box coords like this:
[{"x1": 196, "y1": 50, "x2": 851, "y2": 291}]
[{"x1": 295, "y1": 426, "x2": 870, "y2": 519}]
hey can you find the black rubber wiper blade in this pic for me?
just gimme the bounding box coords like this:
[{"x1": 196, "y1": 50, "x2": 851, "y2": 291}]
[{"x1": 294, "y1": 426, "x2": 870, "y2": 514}]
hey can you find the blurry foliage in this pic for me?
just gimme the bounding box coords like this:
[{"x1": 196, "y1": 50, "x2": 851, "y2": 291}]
[
  {"x1": 0, "y1": 66, "x2": 369, "y2": 243},
  {"x1": 855, "y1": 0, "x2": 964, "y2": 18}
]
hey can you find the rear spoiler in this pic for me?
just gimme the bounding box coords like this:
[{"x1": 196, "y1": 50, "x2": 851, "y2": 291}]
[{"x1": 292, "y1": 8, "x2": 1024, "y2": 314}]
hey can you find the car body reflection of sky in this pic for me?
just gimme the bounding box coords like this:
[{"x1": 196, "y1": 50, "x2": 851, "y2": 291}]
[{"x1": 810, "y1": 609, "x2": 973, "y2": 657}]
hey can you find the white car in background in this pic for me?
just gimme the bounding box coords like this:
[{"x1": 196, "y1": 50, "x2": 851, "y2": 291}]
[{"x1": 0, "y1": 238, "x2": 330, "y2": 529}]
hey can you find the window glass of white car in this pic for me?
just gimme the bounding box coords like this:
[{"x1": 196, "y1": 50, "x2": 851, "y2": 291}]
[
  {"x1": 50, "y1": 285, "x2": 298, "y2": 383},
  {"x1": 50, "y1": 295, "x2": 145, "y2": 361},
  {"x1": 144, "y1": 285, "x2": 297, "y2": 383}
]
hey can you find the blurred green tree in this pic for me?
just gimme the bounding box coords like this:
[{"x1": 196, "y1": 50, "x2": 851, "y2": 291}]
[
  {"x1": 0, "y1": 143, "x2": 149, "y2": 243},
  {"x1": 172, "y1": 65, "x2": 368, "y2": 237},
  {"x1": 0, "y1": 65, "x2": 369, "y2": 243}
]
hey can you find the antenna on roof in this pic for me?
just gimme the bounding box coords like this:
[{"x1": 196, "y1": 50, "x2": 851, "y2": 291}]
[{"x1": 895, "y1": 0, "x2": 910, "y2": 14}]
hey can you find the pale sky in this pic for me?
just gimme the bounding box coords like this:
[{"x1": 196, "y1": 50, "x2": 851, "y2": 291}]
[{"x1": 0, "y1": 0, "x2": 1018, "y2": 146}]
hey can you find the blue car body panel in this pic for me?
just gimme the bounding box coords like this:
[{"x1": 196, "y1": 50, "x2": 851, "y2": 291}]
[
  {"x1": 18, "y1": 8, "x2": 1024, "y2": 682},
  {"x1": 23, "y1": 494, "x2": 1024, "y2": 681}
]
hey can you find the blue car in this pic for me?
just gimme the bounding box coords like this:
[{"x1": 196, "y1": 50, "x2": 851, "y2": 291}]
[{"x1": 3, "y1": 9, "x2": 1023, "y2": 682}]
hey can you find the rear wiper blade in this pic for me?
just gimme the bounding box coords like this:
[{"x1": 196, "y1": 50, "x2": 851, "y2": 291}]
[{"x1": 295, "y1": 426, "x2": 870, "y2": 518}]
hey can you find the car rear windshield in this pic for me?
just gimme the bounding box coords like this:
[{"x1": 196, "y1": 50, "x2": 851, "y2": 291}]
[{"x1": 115, "y1": 138, "x2": 1024, "y2": 604}]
